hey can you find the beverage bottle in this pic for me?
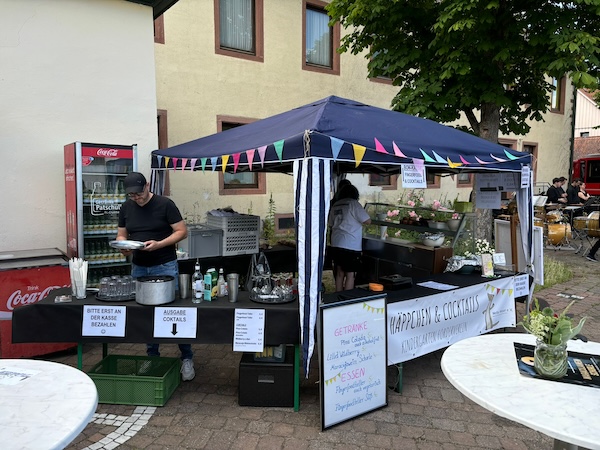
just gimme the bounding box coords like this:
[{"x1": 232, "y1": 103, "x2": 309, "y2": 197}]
[
  {"x1": 203, "y1": 273, "x2": 212, "y2": 301},
  {"x1": 217, "y1": 268, "x2": 226, "y2": 297},
  {"x1": 192, "y1": 260, "x2": 203, "y2": 303}
]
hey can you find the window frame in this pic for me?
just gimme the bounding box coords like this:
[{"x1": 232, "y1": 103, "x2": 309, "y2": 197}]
[
  {"x1": 550, "y1": 76, "x2": 566, "y2": 114},
  {"x1": 426, "y1": 171, "x2": 440, "y2": 188},
  {"x1": 217, "y1": 115, "x2": 266, "y2": 195},
  {"x1": 274, "y1": 213, "x2": 296, "y2": 234},
  {"x1": 214, "y1": 0, "x2": 264, "y2": 63},
  {"x1": 456, "y1": 173, "x2": 473, "y2": 188},
  {"x1": 369, "y1": 173, "x2": 398, "y2": 190},
  {"x1": 302, "y1": 0, "x2": 340, "y2": 75},
  {"x1": 522, "y1": 141, "x2": 539, "y2": 182}
]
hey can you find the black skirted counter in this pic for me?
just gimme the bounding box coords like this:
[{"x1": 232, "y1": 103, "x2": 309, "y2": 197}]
[{"x1": 12, "y1": 288, "x2": 299, "y2": 345}]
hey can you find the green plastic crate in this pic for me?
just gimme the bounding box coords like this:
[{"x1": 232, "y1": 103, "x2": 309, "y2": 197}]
[{"x1": 87, "y1": 355, "x2": 181, "y2": 406}]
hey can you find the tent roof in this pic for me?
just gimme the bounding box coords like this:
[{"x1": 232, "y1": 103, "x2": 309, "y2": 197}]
[{"x1": 151, "y1": 96, "x2": 531, "y2": 174}]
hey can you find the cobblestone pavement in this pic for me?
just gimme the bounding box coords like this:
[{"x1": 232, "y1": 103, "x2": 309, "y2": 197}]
[{"x1": 49, "y1": 248, "x2": 598, "y2": 449}]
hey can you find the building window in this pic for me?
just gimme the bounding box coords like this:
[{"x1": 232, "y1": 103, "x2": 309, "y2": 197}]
[
  {"x1": 302, "y1": 1, "x2": 340, "y2": 75},
  {"x1": 456, "y1": 173, "x2": 473, "y2": 187},
  {"x1": 214, "y1": 0, "x2": 264, "y2": 63},
  {"x1": 581, "y1": 132, "x2": 590, "y2": 137},
  {"x1": 498, "y1": 138, "x2": 517, "y2": 150},
  {"x1": 369, "y1": 49, "x2": 393, "y2": 84},
  {"x1": 522, "y1": 142, "x2": 538, "y2": 182},
  {"x1": 426, "y1": 171, "x2": 440, "y2": 188},
  {"x1": 274, "y1": 213, "x2": 295, "y2": 234},
  {"x1": 550, "y1": 77, "x2": 565, "y2": 114},
  {"x1": 217, "y1": 115, "x2": 266, "y2": 195},
  {"x1": 369, "y1": 173, "x2": 398, "y2": 190},
  {"x1": 154, "y1": 15, "x2": 165, "y2": 44}
]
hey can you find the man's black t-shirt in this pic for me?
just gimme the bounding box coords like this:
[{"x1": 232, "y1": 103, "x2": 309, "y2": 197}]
[
  {"x1": 546, "y1": 186, "x2": 562, "y2": 203},
  {"x1": 118, "y1": 195, "x2": 183, "y2": 267}
]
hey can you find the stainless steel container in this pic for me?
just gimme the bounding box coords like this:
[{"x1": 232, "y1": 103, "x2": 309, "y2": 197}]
[{"x1": 135, "y1": 275, "x2": 176, "y2": 305}]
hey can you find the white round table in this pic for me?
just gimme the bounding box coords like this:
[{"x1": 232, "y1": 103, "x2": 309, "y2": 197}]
[
  {"x1": 441, "y1": 333, "x2": 600, "y2": 450},
  {"x1": 0, "y1": 359, "x2": 98, "y2": 450}
]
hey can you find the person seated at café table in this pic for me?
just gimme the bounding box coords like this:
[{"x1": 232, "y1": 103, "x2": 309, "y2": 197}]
[
  {"x1": 579, "y1": 182, "x2": 591, "y2": 203},
  {"x1": 567, "y1": 178, "x2": 583, "y2": 205},
  {"x1": 546, "y1": 177, "x2": 567, "y2": 204}
]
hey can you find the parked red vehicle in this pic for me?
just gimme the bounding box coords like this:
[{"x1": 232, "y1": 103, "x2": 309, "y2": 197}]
[{"x1": 572, "y1": 155, "x2": 600, "y2": 196}]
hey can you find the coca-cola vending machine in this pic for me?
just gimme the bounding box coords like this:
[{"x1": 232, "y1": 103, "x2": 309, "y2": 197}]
[
  {"x1": 0, "y1": 248, "x2": 74, "y2": 358},
  {"x1": 64, "y1": 142, "x2": 137, "y2": 287}
]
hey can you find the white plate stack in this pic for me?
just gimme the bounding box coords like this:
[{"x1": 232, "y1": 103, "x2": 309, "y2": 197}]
[{"x1": 69, "y1": 257, "x2": 88, "y2": 299}]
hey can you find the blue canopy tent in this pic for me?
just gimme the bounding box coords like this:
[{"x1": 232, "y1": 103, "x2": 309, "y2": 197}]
[{"x1": 150, "y1": 96, "x2": 534, "y2": 376}]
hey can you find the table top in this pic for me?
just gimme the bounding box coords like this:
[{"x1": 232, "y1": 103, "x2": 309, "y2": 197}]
[
  {"x1": 0, "y1": 359, "x2": 98, "y2": 450},
  {"x1": 441, "y1": 333, "x2": 600, "y2": 450}
]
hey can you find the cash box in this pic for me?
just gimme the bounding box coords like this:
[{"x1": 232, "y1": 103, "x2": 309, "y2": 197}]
[
  {"x1": 178, "y1": 224, "x2": 223, "y2": 259},
  {"x1": 238, "y1": 345, "x2": 294, "y2": 407}
]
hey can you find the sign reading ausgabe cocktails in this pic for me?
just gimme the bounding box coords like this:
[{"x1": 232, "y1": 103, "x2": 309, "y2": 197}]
[{"x1": 319, "y1": 294, "x2": 387, "y2": 430}]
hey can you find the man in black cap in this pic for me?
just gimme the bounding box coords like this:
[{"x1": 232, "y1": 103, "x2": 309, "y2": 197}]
[{"x1": 117, "y1": 172, "x2": 195, "y2": 381}]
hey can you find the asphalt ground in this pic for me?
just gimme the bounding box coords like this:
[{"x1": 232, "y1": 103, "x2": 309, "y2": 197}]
[{"x1": 44, "y1": 247, "x2": 599, "y2": 450}]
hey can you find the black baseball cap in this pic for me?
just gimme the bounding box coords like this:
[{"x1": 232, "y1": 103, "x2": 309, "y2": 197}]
[{"x1": 123, "y1": 172, "x2": 147, "y2": 194}]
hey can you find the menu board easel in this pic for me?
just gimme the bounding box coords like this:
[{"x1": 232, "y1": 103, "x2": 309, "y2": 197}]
[{"x1": 319, "y1": 294, "x2": 387, "y2": 430}]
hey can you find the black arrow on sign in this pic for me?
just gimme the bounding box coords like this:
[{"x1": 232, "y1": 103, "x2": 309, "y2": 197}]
[{"x1": 171, "y1": 323, "x2": 178, "y2": 335}]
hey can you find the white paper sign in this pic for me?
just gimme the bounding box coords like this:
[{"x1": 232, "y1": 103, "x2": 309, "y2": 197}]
[
  {"x1": 82, "y1": 305, "x2": 126, "y2": 337},
  {"x1": 514, "y1": 274, "x2": 529, "y2": 298},
  {"x1": 476, "y1": 190, "x2": 501, "y2": 209},
  {"x1": 493, "y1": 253, "x2": 507, "y2": 265},
  {"x1": 401, "y1": 164, "x2": 426, "y2": 188},
  {"x1": 520, "y1": 166, "x2": 530, "y2": 188},
  {"x1": 233, "y1": 308, "x2": 265, "y2": 352},
  {"x1": 153, "y1": 307, "x2": 197, "y2": 339},
  {"x1": 501, "y1": 172, "x2": 520, "y2": 191}
]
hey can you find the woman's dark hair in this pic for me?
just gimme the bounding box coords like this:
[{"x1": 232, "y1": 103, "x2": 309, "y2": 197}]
[{"x1": 338, "y1": 184, "x2": 359, "y2": 201}]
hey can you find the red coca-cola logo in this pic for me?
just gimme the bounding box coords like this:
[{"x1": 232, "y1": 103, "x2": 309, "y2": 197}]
[
  {"x1": 6, "y1": 286, "x2": 62, "y2": 310},
  {"x1": 97, "y1": 148, "x2": 119, "y2": 157}
]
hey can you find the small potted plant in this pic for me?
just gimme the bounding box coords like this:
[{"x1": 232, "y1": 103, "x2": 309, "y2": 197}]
[{"x1": 519, "y1": 299, "x2": 588, "y2": 379}]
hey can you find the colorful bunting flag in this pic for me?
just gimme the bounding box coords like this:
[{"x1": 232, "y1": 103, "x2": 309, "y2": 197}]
[
  {"x1": 504, "y1": 149, "x2": 519, "y2": 160},
  {"x1": 232, "y1": 153, "x2": 241, "y2": 173},
  {"x1": 221, "y1": 155, "x2": 230, "y2": 173},
  {"x1": 447, "y1": 157, "x2": 462, "y2": 168},
  {"x1": 246, "y1": 149, "x2": 255, "y2": 171},
  {"x1": 475, "y1": 157, "x2": 490, "y2": 165},
  {"x1": 181, "y1": 158, "x2": 188, "y2": 170},
  {"x1": 200, "y1": 158, "x2": 207, "y2": 172},
  {"x1": 459, "y1": 155, "x2": 471, "y2": 165},
  {"x1": 172, "y1": 158, "x2": 178, "y2": 169},
  {"x1": 164, "y1": 156, "x2": 170, "y2": 169},
  {"x1": 392, "y1": 141, "x2": 407, "y2": 158},
  {"x1": 374, "y1": 138, "x2": 388, "y2": 154},
  {"x1": 330, "y1": 137, "x2": 344, "y2": 160},
  {"x1": 257, "y1": 145, "x2": 267, "y2": 168},
  {"x1": 432, "y1": 151, "x2": 447, "y2": 164},
  {"x1": 419, "y1": 149, "x2": 436, "y2": 163},
  {"x1": 210, "y1": 157, "x2": 217, "y2": 171},
  {"x1": 190, "y1": 158, "x2": 198, "y2": 170},
  {"x1": 352, "y1": 144, "x2": 366, "y2": 167},
  {"x1": 412, "y1": 158, "x2": 425, "y2": 175},
  {"x1": 490, "y1": 154, "x2": 507, "y2": 162},
  {"x1": 273, "y1": 140, "x2": 284, "y2": 162}
]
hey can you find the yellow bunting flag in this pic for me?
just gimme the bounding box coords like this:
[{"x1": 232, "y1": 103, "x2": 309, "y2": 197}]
[
  {"x1": 352, "y1": 144, "x2": 366, "y2": 167},
  {"x1": 221, "y1": 155, "x2": 229, "y2": 173}
]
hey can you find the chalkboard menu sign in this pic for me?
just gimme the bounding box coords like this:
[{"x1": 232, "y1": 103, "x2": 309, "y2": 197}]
[{"x1": 319, "y1": 294, "x2": 387, "y2": 430}]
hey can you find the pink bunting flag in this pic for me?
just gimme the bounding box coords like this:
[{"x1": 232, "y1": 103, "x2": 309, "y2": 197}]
[
  {"x1": 490, "y1": 154, "x2": 506, "y2": 162},
  {"x1": 392, "y1": 141, "x2": 407, "y2": 158},
  {"x1": 232, "y1": 153, "x2": 241, "y2": 173},
  {"x1": 257, "y1": 145, "x2": 267, "y2": 167},
  {"x1": 459, "y1": 155, "x2": 471, "y2": 165},
  {"x1": 412, "y1": 158, "x2": 425, "y2": 175},
  {"x1": 190, "y1": 158, "x2": 198, "y2": 170},
  {"x1": 246, "y1": 149, "x2": 255, "y2": 171},
  {"x1": 181, "y1": 158, "x2": 188, "y2": 170},
  {"x1": 172, "y1": 158, "x2": 178, "y2": 169},
  {"x1": 374, "y1": 138, "x2": 388, "y2": 154},
  {"x1": 475, "y1": 157, "x2": 489, "y2": 165}
]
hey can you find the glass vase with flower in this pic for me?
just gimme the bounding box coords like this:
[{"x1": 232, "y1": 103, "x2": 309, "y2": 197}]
[{"x1": 519, "y1": 299, "x2": 588, "y2": 379}]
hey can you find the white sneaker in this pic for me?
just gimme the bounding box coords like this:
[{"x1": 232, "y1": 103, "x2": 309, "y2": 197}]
[{"x1": 181, "y1": 359, "x2": 195, "y2": 381}]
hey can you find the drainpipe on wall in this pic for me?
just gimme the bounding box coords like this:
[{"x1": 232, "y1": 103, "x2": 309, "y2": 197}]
[{"x1": 568, "y1": 84, "x2": 578, "y2": 180}]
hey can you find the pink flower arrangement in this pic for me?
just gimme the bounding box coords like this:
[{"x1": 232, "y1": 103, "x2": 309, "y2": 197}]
[{"x1": 452, "y1": 212, "x2": 459, "y2": 220}]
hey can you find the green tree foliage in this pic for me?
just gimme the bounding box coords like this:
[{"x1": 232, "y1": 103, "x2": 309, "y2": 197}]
[{"x1": 327, "y1": 0, "x2": 600, "y2": 140}]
